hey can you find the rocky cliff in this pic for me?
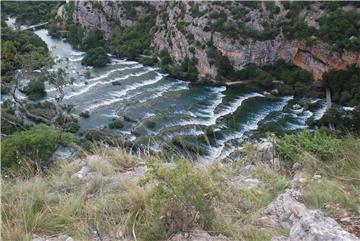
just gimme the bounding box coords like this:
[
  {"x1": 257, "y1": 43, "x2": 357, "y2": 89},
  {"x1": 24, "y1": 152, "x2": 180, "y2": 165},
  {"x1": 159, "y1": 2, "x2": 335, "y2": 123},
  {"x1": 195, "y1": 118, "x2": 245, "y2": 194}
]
[{"x1": 59, "y1": 1, "x2": 360, "y2": 82}]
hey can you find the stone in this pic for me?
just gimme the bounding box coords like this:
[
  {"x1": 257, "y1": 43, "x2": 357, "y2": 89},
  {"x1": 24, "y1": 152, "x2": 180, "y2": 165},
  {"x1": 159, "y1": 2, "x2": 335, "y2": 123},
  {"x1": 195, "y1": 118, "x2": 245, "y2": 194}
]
[
  {"x1": 340, "y1": 217, "x2": 352, "y2": 225},
  {"x1": 292, "y1": 162, "x2": 302, "y2": 171},
  {"x1": 231, "y1": 175, "x2": 260, "y2": 189},
  {"x1": 72, "y1": 166, "x2": 90, "y2": 180},
  {"x1": 271, "y1": 236, "x2": 288, "y2": 241},
  {"x1": 289, "y1": 210, "x2": 359, "y2": 241},
  {"x1": 312, "y1": 174, "x2": 322, "y2": 180},
  {"x1": 271, "y1": 88, "x2": 279, "y2": 95},
  {"x1": 262, "y1": 192, "x2": 308, "y2": 229},
  {"x1": 256, "y1": 141, "x2": 274, "y2": 162},
  {"x1": 170, "y1": 227, "x2": 229, "y2": 241},
  {"x1": 238, "y1": 164, "x2": 257, "y2": 176},
  {"x1": 292, "y1": 104, "x2": 302, "y2": 110}
]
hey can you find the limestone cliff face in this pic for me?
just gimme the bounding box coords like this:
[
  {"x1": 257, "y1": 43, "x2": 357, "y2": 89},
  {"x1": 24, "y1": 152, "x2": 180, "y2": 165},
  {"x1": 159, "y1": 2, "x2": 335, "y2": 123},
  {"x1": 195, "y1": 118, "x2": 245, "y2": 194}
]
[{"x1": 62, "y1": 1, "x2": 360, "y2": 82}]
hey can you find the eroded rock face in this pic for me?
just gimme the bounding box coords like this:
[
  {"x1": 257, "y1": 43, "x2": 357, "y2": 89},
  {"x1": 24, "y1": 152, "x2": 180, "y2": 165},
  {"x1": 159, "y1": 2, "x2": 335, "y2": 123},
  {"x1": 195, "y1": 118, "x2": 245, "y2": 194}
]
[
  {"x1": 261, "y1": 191, "x2": 360, "y2": 241},
  {"x1": 289, "y1": 210, "x2": 360, "y2": 241},
  {"x1": 65, "y1": 1, "x2": 360, "y2": 82}
]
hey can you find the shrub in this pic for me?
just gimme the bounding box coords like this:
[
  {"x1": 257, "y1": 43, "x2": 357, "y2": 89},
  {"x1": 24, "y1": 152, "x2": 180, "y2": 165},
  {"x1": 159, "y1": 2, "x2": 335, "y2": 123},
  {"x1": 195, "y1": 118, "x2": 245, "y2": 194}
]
[
  {"x1": 303, "y1": 179, "x2": 358, "y2": 212},
  {"x1": 276, "y1": 130, "x2": 360, "y2": 186},
  {"x1": 137, "y1": 160, "x2": 218, "y2": 240},
  {"x1": 1, "y1": 124, "x2": 73, "y2": 173},
  {"x1": 323, "y1": 64, "x2": 360, "y2": 106},
  {"x1": 22, "y1": 79, "x2": 46, "y2": 100},
  {"x1": 79, "y1": 111, "x2": 90, "y2": 118},
  {"x1": 108, "y1": 118, "x2": 124, "y2": 129},
  {"x1": 81, "y1": 47, "x2": 109, "y2": 67}
]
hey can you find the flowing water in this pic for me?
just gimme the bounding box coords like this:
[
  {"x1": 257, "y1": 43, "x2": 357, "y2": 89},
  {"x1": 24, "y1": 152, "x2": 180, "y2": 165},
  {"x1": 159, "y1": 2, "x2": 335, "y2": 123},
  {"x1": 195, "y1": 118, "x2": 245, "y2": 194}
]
[{"x1": 13, "y1": 28, "x2": 329, "y2": 161}]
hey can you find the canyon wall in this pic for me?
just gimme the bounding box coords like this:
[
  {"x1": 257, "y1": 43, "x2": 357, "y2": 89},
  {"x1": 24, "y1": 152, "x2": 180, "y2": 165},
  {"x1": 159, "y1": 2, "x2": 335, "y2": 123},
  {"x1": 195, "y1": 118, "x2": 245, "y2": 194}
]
[{"x1": 62, "y1": 1, "x2": 360, "y2": 83}]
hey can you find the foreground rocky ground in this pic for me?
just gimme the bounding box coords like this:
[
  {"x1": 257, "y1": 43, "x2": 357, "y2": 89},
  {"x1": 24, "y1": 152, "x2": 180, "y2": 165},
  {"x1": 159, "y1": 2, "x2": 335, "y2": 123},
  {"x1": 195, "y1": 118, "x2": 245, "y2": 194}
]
[{"x1": 2, "y1": 138, "x2": 356, "y2": 241}]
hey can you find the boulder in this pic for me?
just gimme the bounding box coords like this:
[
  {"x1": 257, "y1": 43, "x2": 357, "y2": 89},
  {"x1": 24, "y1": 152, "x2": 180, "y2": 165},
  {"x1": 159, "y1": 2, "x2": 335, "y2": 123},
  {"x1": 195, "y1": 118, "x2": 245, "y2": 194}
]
[
  {"x1": 256, "y1": 141, "x2": 274, "y2": 162},
  {"x1": 288, "y1": 210, "x2": 359, "y2": 241}
]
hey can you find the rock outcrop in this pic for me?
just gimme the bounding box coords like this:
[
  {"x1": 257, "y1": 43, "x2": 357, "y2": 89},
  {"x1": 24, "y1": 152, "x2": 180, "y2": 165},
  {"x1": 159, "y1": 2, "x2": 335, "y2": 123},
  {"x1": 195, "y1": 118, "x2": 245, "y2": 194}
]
[
  {"x1": 60, "y1": 1, "x2": 360, "y2": 83},
  {"x1": 261, "y1": 191, "x2": 360, "y2": 241}
]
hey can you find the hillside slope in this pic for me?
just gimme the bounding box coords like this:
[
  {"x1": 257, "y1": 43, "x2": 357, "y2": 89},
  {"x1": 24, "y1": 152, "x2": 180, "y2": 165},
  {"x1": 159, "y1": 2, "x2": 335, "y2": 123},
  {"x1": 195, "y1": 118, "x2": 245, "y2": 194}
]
[{"x1": 56, "y1": 1, "x2": 360, "y2": 83}]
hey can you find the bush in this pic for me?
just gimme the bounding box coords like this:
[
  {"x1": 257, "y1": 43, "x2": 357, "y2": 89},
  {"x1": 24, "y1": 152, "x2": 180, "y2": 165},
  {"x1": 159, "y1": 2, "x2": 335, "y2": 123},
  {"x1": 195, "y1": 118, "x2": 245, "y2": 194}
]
[
  {"x1": 81, "y1": 47, "x2": 109, "y2": 67},
  {"x1": 137, "y1": 160, "x2": 218, "y2": 240},
  {"x1": 108, "y1": 118, "x2": 124, "y2": 129},
  {"x1": 79, "y1": 111, "x2": 90, "y2": 118},
  {"x1": 276, "y1": 130, "x2": 341, "y2": 169},
  {"x1": 1, "y1": 125, "x2": 73, "y2": 173},
  {"x1": 323, "y1": 64, "x2": 360, "y2": 106},
  {"x1": 22, "y1": 79, "x2": 46, "y2": 100},
  {"x1": 107, "y1": 14, "x2": 156, "y2": 59}
]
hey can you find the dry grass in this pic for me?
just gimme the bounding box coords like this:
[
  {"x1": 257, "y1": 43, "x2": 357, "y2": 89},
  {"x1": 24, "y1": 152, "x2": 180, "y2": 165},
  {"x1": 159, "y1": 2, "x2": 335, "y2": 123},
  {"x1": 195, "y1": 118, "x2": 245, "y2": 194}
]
[{"x1": 1, "y1": 146, "x2": 289, "y2": 241}]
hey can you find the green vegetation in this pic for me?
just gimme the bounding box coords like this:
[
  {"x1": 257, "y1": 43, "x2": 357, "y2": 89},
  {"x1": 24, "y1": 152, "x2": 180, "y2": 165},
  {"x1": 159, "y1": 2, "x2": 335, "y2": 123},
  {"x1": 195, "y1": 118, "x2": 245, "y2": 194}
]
[
  {"x1": 318, "y1": 10, "x2": 360, "y2": 51},
  {"x1": 1, "y1": 1, "x2": 59, "y2": 25},
  {"x1": 1, "y1": 146, "x2": 287, "y2": 241},
  {"x1": 108, "y1": 118, "x2": 124, "y2": 129},
  {"x1": 276, "y1": 130, "x2": 360, "y2": 215},
  {"x1": 79, "y1": 111, "x2": 90, "y2": 118},
  {"x1": 1, "y1": 26, "x2": 52, "y2": 84},
  {"x1": 282, "y1": 4, "x2": 360, "y2": 51},
  {"x1": 1, "y1": 100, "x2": 29, "y2": 135},
  {"x1": 81, "y1": 47, "x2": 109, "y2": 67},
  {"x1": 263, "y1": 60, "x2": 314, "y2": 96},
  {"x1": 208, "y1": 9, "x2": 279, "y2": 41},
  {"x1": 22, "y1": 79, "x2": 46, "y2": 100},
  {"x1": 1, "y1": 124, "x2": 73, "y2": 174},
  {"x1": 323, "y1": 64, "x2": 360, "y2": 106},
  {"x1": 107, "y1": 15, "x2": 156, "y2": 59}
]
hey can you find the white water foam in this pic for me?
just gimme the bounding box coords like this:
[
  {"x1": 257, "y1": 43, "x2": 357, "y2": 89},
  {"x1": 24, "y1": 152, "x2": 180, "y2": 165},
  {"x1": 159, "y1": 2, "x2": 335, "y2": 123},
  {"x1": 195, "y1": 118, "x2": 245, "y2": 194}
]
[
  {"x1": 110, "y1": 58, "x2": 139, "y2": 65},
  {"x1": 206, "y1": 96, "x2": 293, "y2": 161},
  {"x1": 64, "y1": 69, "x2": 151, "y2": 99},
  {"x1": 180, "y1": 92, "x2": 263, "y2": 127},
  {"x1": 85, "y1": 74, "x2": 164, "y2": 111},
  {"x1": 69, "y1": 56, "x2": 84, "y2": 62},
  {"x1": 313, "y1": 100, "x2": 327, "y2": 120}
]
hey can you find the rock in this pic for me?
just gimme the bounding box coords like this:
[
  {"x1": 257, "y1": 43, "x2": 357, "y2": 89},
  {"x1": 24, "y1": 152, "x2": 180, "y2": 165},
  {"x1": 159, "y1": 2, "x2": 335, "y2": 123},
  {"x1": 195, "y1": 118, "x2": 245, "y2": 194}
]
[
  {"x1": 291, "y1": 171, "x2": 307, "y2": 188},
  {"x1": 271, "y1": 89, "x2": 279, "y2": 95},
  {"x1": 262, "y1": 192, "x2": 308, "y2": 229},
  {"x1": 232, "y1": 176, "x2": 260, "y2": 189},
  {"x1": 340, "y1": 217, "x2": 352, "y2": 225},
  {"x1": 262, "y1": 191, "x2": 360, "y2": 241},
  {"x1": 170, "y1": 227, "x2": 229, "y2": 241},
  {"x1": 271, "y1": 236, "x2": 288, "y2": 241},
  {"x1": 289, "y1": 210, "x2": 359, "y2": 241},
  {"x1": 67, "y1": 2, "x2": 360, "y2": 82},
  {"x1": 256, "y1": 141, "x2": 274, "y2": 162},
  {"x1": 32, "y1": 235, "x2": 74, "y2": 241},
  {"x1": 51, "y1": 146, "x2": 76, "y2": 162},
  {"x1": 292, "y1": 104, "x2": 302, "y2": 110},
  {"x1": 72, "y1": 166, "x2": 90, "y2": 180},
  {"x1": 312, "y1": 174, "x2": 322, "y2": 180},
  {"x1": 292, "y1": 162, "x2": 302, "y2": 171},
  {"x1": 238, "y1": 164, "x2": 257, "y2": 176}
]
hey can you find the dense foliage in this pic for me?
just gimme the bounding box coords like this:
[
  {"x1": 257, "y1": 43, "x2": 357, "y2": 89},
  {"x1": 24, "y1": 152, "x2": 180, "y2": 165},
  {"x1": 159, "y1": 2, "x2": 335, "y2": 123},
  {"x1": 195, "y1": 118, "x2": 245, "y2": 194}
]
[
  {"x1": 323, "y1": 64, "x2": 360, "y2": 106},
  {"x1": 81, "y1": 47, "x2": 109, "y2": 67},
  {"x1": 1, "y1": 1, "x2": 60, "y2": 26},
  {"x1": 137, "y1": 160, "x2": 218, "y2": 240},
  {"x1": 276, "y1": 129, "x2": 360, "y2": 186},
  {"x1": 107, "y1": 15, "x2": 156, "y2": 59},
  {"x1": 1, "y1": 125, "x2": 73, "y2": 173},
  {"x1": 1, "y1": 26, "x2": 52, "y2": 85},
  {"x1": 22, "y1": 79, "x2": 46, "y2": 100}
]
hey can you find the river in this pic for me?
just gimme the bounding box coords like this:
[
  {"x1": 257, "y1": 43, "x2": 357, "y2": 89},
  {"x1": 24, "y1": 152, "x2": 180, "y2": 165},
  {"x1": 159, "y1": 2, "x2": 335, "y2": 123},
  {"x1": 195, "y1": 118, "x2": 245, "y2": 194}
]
[{"x1": 7, "y1": 24, "x2": 329, "y2": 161}]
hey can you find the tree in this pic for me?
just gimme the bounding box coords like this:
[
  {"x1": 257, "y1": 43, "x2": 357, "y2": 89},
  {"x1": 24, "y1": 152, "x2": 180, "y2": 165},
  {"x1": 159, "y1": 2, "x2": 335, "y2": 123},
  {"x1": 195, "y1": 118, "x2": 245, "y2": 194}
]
[{"x1": 81, "y1": 47, "x2": 109, "y2": 67}]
